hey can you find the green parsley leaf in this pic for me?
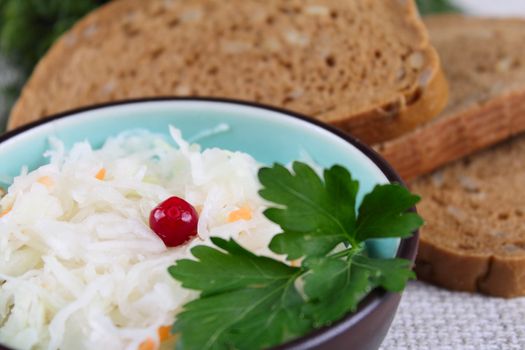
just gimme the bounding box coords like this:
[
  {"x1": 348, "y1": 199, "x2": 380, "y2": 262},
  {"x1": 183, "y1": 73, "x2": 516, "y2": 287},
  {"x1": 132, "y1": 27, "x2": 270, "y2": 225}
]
[
  {"x1": 259, "y1": 162, "x2": 358, "y2": 259},
  {"x1": 353, "y1": 254, "x2": 416, "y2": 292},
  {"x1": 260, "y1": 163, "x2": 421, "y2": 259},
  {"x1": 355, "y1": 184, "x2": 423, "y2": 241},
  {"x1": 302, "y1": 249, "x2": 415, "y2": 326},
  {"x1": 168, "y1": 237, "x2": 298, "y2": 296},
  {"x1": 169, "y1": 237, "x2": 309, "y2": 350},
  {"x1": 302, "y1": 254, "x2": 371, "y2": 326},
  {"x1": 169, "y1": 162, "x2": 423, "y2": 350}
]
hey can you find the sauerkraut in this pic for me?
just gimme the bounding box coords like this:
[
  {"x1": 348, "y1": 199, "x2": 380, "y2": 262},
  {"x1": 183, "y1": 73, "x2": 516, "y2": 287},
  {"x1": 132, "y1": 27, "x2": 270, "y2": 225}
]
[{"x1": 0, "y1": 126, "x2": 281, "y2": 350}]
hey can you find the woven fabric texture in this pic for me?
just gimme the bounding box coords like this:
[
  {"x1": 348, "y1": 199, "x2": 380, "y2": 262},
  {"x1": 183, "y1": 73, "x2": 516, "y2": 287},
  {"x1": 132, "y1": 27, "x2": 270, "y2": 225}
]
[{"x1": 381, "y1": 281, "x2": 525, "y2": 349}]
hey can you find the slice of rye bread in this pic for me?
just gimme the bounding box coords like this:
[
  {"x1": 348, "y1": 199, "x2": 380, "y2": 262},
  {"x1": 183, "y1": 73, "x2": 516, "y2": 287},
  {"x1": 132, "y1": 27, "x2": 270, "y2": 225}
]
[
  {"x1": 412, "y1": 135, "x2": 525, "y2": 298},
  {"x1": 7, "y1": 0, "x2": 448, "y2": 144},
  {"x1": 376, "y1": 15, "x2": 525, "y2": 180}
]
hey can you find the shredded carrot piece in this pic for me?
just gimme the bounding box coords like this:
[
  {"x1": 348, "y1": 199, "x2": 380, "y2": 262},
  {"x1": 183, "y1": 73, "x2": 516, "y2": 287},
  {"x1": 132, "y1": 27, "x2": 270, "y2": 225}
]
[
  {"x1": 138, "y1": 338, "x2": 156, "y2": 350},
  {"x1": 158, "y1": 326, "x2": 172, "y2": 342},
  {"x1": 0, "y1": 208, "x2": 11, "y2": 218},
  {"x1": 95, "y1": 168, "x2": 106, "y2": 180},
  {"x1": 37, "y1": 176, "x2": 54, "y2": 188},
  {"x1": 138, "y1": 327, "x2": 177, "y2": 350},
  {"x1": 228, "y1": 206, "x2": 252, "y2": 222},
  {"x1": 290, "y1": 260, "x2": 300, "y2": 267}
]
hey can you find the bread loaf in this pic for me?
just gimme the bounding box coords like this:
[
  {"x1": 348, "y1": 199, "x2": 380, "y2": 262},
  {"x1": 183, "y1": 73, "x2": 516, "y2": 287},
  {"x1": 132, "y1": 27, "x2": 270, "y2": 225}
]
[
  {"x1": 413, "y1": 135, "x2": 525, "y2": 297},
  {"x1": 378, "y1": 15, "x2": 525, "y2": 180},
  {"x1": 8, "y1": 0, "x2": 447, "y2": 144},
  {"x1": 402, "y1": 15, "x2": 525, "y2": 298}
]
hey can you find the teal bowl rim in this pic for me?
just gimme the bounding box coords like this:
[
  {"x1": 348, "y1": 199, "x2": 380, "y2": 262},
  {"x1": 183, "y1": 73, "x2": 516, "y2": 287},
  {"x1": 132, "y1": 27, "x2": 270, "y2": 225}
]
[{"x1": 0, "y1": 97, "x2": 419, "y2": 350}]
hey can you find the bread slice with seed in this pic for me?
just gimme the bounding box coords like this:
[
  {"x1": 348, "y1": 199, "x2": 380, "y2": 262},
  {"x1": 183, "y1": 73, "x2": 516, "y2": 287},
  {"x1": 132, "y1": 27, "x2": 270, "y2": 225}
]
[
  {"x1": 412, "y1": 135, "x2": 525, "y2": 297},
  {"x1": 7, "y1": 0, "x2": 447, "y2": 144},
  {"x1": 377, "y1": 15, "x2": 525, "y2": 180}
]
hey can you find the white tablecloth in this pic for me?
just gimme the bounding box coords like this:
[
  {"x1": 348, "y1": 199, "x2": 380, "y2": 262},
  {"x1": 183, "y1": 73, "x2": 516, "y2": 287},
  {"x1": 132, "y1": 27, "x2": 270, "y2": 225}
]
[{"x1": 381, "y1": 281, "x2": 525, "y2": 349}]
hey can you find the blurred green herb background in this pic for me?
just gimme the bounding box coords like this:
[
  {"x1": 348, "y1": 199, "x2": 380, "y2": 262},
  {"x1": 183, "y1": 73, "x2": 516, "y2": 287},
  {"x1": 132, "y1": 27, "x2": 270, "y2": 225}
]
[
  {"x1": 0, "y1": 0, "x2": 109, "y2": 73},
  {"x1": 0, "y1": 0, "x2": 110, "y2": 129},
  {"x1": 416, "y1": 0, "x2": 459, "y2": 16},
  {"x1": 0, "y1": 0, "x2": 458, "y2": 128}
]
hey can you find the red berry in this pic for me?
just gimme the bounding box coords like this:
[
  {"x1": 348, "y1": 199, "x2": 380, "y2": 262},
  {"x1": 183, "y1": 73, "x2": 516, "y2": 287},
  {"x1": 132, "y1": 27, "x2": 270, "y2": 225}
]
[{"x1": 149, "y1": 196, "x2": 198, "y2": 247}]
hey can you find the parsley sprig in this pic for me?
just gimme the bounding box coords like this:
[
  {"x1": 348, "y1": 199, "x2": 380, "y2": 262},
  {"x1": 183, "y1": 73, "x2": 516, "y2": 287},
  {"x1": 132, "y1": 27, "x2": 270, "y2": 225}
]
[{"x1": 168, "y1": 162, "x2": 423, "y2": 350}]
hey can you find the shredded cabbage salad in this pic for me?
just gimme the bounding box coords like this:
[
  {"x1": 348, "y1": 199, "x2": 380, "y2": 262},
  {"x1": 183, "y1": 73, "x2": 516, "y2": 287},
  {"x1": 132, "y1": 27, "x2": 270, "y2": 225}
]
[{"x1": 0, "y1": 126, "x2": 283, "y2": 350}]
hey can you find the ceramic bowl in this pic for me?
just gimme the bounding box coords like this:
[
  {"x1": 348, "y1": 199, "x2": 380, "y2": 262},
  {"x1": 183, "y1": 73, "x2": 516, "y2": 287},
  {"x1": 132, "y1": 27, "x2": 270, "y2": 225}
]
[{"x1": 0, "y1": 98, "x2": 418, "y2": 350}]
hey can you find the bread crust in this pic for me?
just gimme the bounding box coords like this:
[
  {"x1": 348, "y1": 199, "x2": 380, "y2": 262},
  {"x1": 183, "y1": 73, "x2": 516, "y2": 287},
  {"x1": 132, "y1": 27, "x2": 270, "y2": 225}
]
[
  {"x1": 375, "y1": 14, "x2": 525, "y2": 180},
  {"x1": 416, "y1": 237, "x2": 525, "y2": 298},
  {"x1": 411, "y1": 128, "x2": 525, "y2": 298},
  {"x1": 415, "y1": 240, "x2": 490, "y2": 292},
  {"x1": 336, "y1": 55, "x2": 448, "y2": 144},
  {"x1": 377, "y1": 89, "x2": 525, "y2": 180},
  {"x1": 7, "y1": 0, "x2": 446, "y2": 144}
]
